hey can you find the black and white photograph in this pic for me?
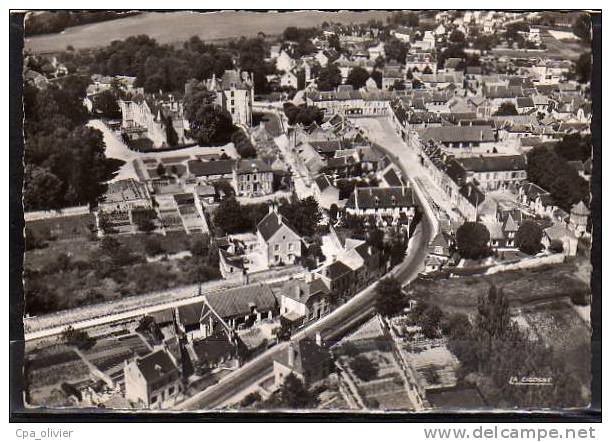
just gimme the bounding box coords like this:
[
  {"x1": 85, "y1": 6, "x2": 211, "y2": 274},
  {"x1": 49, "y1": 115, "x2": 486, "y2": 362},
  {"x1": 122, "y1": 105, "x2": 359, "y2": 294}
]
[{"x1": 10, "y1": 7, "x2": 600, "y2": 419}]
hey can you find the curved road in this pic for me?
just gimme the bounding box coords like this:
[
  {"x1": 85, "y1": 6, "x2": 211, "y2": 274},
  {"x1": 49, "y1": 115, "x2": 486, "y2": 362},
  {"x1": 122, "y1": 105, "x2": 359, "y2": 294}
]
[{"x1": 179, "y1": 117, "x2": 436, "y2": 410}]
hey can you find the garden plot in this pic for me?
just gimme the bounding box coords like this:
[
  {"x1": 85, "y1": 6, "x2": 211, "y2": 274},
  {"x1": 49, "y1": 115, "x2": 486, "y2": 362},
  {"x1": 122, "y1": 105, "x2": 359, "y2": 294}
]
[{"x1": 26, "y1": 344, "x2": 91, "y2": 407}]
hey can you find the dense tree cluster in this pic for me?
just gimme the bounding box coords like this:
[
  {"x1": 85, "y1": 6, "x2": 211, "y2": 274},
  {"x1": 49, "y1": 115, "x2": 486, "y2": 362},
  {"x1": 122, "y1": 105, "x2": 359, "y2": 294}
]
[
  {"x1": 572, "y1": 12, "x2": 592, "y2": 42},
  {"x1": 445, "y1": 284, "x2": 588, "y2": 408},
  {"x1": 384, "y1": 36, "x2": 409, "y2": 63},
  {"x1": 59, "y1": 35, "x2": 236, "y2": 94},
  {"x1": 456, "y1": 222, "x2": 491, "y2": 259},
  {"x1": 24, "y1": 11, "x2": 141, "y2": 36},
  {"x1": 346, "y1": 66, "x2": 370, "y2": 90},
  {"x1": 494, "y1": 101, "x2": 519, "y2": 116},
  {"x1": 316, "y1": 63, "x2": 342, "y2": 91},
  {"x1": 386, "y1": 11, "x2": 419, "y2": 28},
  {"x1": 515, "y1": 220, "x2": 543, "y2": 255},
  {"x1": 527, "y1": 145, "x2": 589, "y2": 211},
  {"x1": 554, "y1": 133, "x2": 592, "y2": 163},
  {"x1": 23, "y1": 77, "x2": 122, "y2": 210},
  {"x1": 283, "y1": 103, "x2": 324, "y2": 126},
  {"x1": 231, "y1": 130, "x2": 257, "y2": 158},
  {"x1": 183, "y1": 84, "x2": 235, "y2": 145},
  {"x1": 375, "y1": 276, "x2": 405, "y2": 317}
]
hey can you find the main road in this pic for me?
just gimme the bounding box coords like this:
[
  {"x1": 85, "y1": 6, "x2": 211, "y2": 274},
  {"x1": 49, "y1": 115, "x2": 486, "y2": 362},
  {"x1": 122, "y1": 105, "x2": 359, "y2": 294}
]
[{"x1": 179, "y1": 116, "x2": 436, "y2": 410}]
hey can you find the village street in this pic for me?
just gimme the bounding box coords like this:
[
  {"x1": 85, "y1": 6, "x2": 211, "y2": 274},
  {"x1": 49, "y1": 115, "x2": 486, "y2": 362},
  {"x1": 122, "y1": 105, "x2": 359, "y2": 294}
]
[{"x1": 179, "y1": 117, "x2": 437, "y2": 410}]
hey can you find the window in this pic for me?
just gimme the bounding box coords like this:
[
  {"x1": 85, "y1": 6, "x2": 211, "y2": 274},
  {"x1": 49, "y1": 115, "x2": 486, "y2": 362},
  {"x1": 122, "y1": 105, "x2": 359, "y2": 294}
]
[
  {"x1": 151, "y1": 395, "x2": 158, "y2": 404},
  {"x1": 168, "y1": 386, "x2": 175, "y2": 396},
  {"x1": 288, "y1": 243, "x2": 294, "y2": 251},
  {"x1": 274, "y1": 244, "x2": 279, "y2": 251}
]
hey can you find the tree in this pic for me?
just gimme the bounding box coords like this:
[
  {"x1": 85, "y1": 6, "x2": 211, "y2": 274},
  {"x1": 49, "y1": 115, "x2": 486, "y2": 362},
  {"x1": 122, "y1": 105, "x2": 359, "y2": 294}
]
[
  {"x1": 455, "y1": 222, "x2": 490, "y2": 259},
  {"x1": 316, "y1": 63, "x2": 342, "y2": 91},
  {"x1": 93, "y1": 89, "x2": 121, "y2": 118},
  {"x1": 231, "y1": 130, "x2": 257, "y2": 158},
  {"x1": 384, "y1": 36, "x2": 408, "y2": 63},
  {"x1": 554, "y1": 133, "x2": 592, "y2": 162},
  {"x1": 390, "y1": 79, "x2": 406, "y2": 91},
  {"x1": 449, "y1": 29, "x2": 466, "y2": 44},
  {"x1": 375, "y1": 276, "x2": 405, "y2": 317},
  {"x1": 276, "y1": 373, "x2": 317, "y2": 408},
  {"x1": 370, "y1": 69, "x2": 383, "y2": 88},
  {"x1": 349, "y1": 355, "x2": 378, "y2": 381},
  {"x1": 144, "y1": 237, "x2": 165, "y2": 256},
  {"x1": 279, "y1": 196, "x2": 321, "y2": 237},
  {"x1": 572, "y1": 52, "x2": 592, "y2": 84},
  {"x1": 184, "y1": 88, "x2": 234, "y2": 145},
  {"x1": 165, "y1": 115, "x2": 179, "y2": 147},
  {"x1": 476, "y1": 284, "x2": 512, "y2": 339},
  {"x1": 61, "y1": 326, "x2": 96, "y2": 350},
  {"x1": 572, "y1": 12, "x2": 592, "y2": 42},
  {"x1": 346, "y1": 66, "x2": 370, "y2": 90},
  {"x1": 156, "y1": 162, "x2": 166, "y2": 178},
  {"x1": 283, "y1": 103, "x2": 324, "y2": 126},
  {"x1": 23, "y1": 166, "x2": 64, "y2": 211},
  {"x1": 213, "y1": 197, "x2": 251, "y2": 234},
  {"x1": 515, "y1": 220, "x2": 543, "y2": 255},
  {"x1": 494, "y1": 101, "x2": 518, "y2": 116}
]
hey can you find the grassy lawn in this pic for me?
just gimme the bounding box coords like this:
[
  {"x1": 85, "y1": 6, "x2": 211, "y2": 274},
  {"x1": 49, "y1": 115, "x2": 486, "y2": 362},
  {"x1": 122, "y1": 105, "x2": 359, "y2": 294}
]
[{"x1": 408, "y1": 263, "x2": 590, "y2": 316}]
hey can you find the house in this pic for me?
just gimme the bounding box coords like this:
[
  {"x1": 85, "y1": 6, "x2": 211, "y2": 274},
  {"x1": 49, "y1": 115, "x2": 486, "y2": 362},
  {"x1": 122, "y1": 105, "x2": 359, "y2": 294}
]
[
  {"x1": 569, "y1": 201, "x2": 590, "y2": 236},
  {"x1": 280, "y1": 70, "x2": 299, "y2": 89},
  {"x1": 365, "y1": 76, "x2": 379, "y2": 91},
  {"x1": 518, "y1": 182, "x2": 556, "y2": 217},
  {"x1": 276, "y1": 50, "x2": 295, "y2": 72},
  {"x1": 418, "y1": 126, "x2": 496, "y2": 149},
  {"x1": 516, "y1": 97, "x2": 536, "y2": 114},
  {"x1": 273, "y1": 338, "x2": 332, "y2": 387},
  {"x1": 199, "y1": 284, "x2": 278, "y2": 337},
  {"x1": 382, "y1": 67, "x2": 405, "y2": 91},
  {"x1": 367, "y1": 41, "x2": 386, "y2": 60},
  {"x1": 124, "y1": 349, "x2": 182, "y2": 409},
  {"x1": 345, "y1": 186, "x2": 417, "y2": 223},
  {"x1": 405, "y1": 52, "x2": 437, "y2": 74},
  {"x1": 257, "y1": 204, "x2": 303, "y2": 268},
  {"x1": 233, "y1": 159, "x2": 274, "y2": 197},
  {"x1": 199, "y1": 70, "x2": 254, "y2": 127},
  {"x1": 190, "y1": 330, "x2": 237, "y2": 372},
  {"x1": 279, "y1": 276, "x2": 332, "y2": 331},
  {"x1": 542, "y1": 224, "x2": 577, "y2": 256},
  {"x1": 312, "y1": 174, "x2": 340, "y2": 210},
  {"x1": 187, "y1": 159, "x2": 236, "y2": 183},
  {"x1": 118, "y1": 94, "x2": 193, "y2": 149},
  {"x1": 450, "y1": 155, "x2": 527, "y2": 191},
  {"x1": 394, "y1": 26, "x2": 414, "y2": 43}
]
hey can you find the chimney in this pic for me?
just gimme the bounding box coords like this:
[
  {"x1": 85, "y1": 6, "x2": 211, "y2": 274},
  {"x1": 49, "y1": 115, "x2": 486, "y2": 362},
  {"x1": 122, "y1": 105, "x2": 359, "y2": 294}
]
[
  {"x1": 288, "y1": 343, "x2": 296, "y2": 367},
  {"x1": 268, "y1": 201, "x2": 275, "y2": 214},
  {"x1": 315, "y1": 332, "x2": 323, "y2": 347}
]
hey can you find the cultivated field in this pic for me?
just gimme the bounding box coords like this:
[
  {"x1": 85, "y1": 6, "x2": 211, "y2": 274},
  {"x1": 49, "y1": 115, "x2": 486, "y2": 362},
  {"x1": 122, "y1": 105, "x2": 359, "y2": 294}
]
[{"x1": 25, "y1": 10, "x2": 392, "y2": 53}]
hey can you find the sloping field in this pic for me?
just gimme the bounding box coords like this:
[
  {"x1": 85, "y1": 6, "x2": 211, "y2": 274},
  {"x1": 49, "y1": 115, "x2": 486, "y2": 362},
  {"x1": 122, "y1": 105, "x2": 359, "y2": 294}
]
[{"x1": 26, "y1": 10, "x2": 392, "y2": 53}]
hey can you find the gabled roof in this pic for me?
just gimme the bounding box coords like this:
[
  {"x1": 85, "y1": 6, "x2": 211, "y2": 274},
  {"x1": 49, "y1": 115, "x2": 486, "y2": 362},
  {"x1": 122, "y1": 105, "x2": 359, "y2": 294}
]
[
  {"x1": 571, "y1": 201, "x2": 590, "y2": 216},
  {"x1": 314, "y1": 174, "x2": 333, "y2": 192},
  {"x1": 188, "y1": 159, "x2": 235, "y2": 177},
  {"x1": 133, "y1": 349, "x2": 180, "y2": 385},
  {"x1": 205, "y1": 284, "x2": 277, "y2": 319},
  {"x1": 235, "y1": 159, "x2": 273, "y2": 174},
  {"x1": 257, "y1": 210, "x2": 300, "y2": 242},
  {"x1": 191, "y1": 331, "x2": 234, "y2": 364},
  {"x1": 274, "y1": 340, "x2": 331, "y2": 377},
  {"x1": 418, "y1": 126, "x2": 495, "y2": 144},
  {"x1": 324, "y1": 260, "x2": 353, "y2": 279},
  {"x1": 350, "y1": 186, "x2": 415, "y2": 209},
  {"x1": 282, "y1": 278, "x2": 330, "y2": 305},
  {"x1": 455, "y1": 155, "x2": 526, "y2": 173}
]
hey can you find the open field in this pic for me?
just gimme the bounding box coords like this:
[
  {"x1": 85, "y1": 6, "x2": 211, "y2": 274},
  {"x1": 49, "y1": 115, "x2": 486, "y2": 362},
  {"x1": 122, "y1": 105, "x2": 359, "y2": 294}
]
[
  {"x1": 408, "y1": 262, "x2": 590, "y2": 316},
  {"x1": 25, "y1": 10, "x2": 392, "y2": 53}
]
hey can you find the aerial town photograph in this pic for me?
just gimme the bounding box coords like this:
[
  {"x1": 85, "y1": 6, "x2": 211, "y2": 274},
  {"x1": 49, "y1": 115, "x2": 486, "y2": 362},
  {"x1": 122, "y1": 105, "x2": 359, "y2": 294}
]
[{"x1": 15, "y1": 9, "x2": 596, "y2": 414}]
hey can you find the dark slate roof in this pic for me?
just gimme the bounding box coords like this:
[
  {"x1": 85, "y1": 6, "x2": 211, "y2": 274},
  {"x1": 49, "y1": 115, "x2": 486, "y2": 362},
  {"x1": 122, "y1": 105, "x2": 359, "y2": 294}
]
[
  {"x1": 309, "y1": 140, "x2": 342, "y2": 154},
  {"x1": 314, "y1": 174, "x2": 333, "y2": 191},
  {"x1": 419, "y1": 126, "x2": 495, "y2": 144},
  {"x1": 257, "y1": 211, "x2": 299, "y2": 242},
  {"x1": 282, "y1": 278, "x2": 330, "y2": 305},
  {"x1": 455, "y1": 155, "x2": 526, "y2": 173},
  {"x1": 459, "y1": 183, "x2": 485, "y2": 207},
  {"x1": 274, "y1": 340, "x2": 331, "y2": 377},
  {"x1": 235, "y1": 159, "x2": 273, "y2": 174},
  {"x1": 192, "y1": 331, "x2": 234, "y2": 364},
  {"x1": 516, "y1": 97, "x2": 535, "y2": 108},
  {"x1": 188, "y1": 159, "x2": 235, "y2": 177},
  {"x1": 325, "y1": 260, "x2": 353, "y2": 279},
  {"x1": 352, "y1": 186, "x2": 415, "y2": 209},
  {"x1": 205, "y1": 284, "x2": 277, "y2": 319},
  {"x1": 135, "y1": 349, "x2": 180, "y2": 385},
  {"x1": 383, "y1": 168, "x2": 403, "y2": 186},
  {"x1": 177, "y1": 302, "x2": 205, "y2": 328}
]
